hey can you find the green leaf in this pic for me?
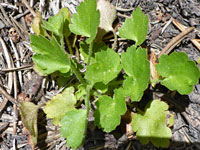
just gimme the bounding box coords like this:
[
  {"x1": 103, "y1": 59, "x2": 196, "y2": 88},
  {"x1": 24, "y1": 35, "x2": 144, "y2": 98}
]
[
  {"x1": 85, "y1": 47, "x2": 121, "y2": 85},
  {"x1": 42, "y1": 14, "x2": 63, "y2": 37},
  {"x1": 42, "y1": 8, "x2": 71, "y2": 37},
  {"x1": 57, "y1": 8, "x2": 71, "y2": 37},
  {"x1": 118, "y1": 7, "x2": 148, "y2": 46},
  {"x1": 132, "y1": 99, "x2": 172, "y2": 148},
  {"x1": 56, "y1": 75, "x2": 70, "y2": 88},
  {"x1": 94, "y1": 88, "x2": 126, "y2": 132},
  {"x1": 69, "y1": 0, "x2": 100, "y2": 43},
  {"x1": 75, "y1": 84, "x2": 87, "y2": 100},
  {"x1": 30, "y1": 35, "x2": 71, "y2": 75},
  {"x1": 94, "y1": 82, "x2": 108, "y2": 94},
  {"x1": 43, "y1": 87, "x2": 76, "y2": 125},
  {"x1": 121, "y1": 46, "x2": 150, "y2": 101},
  {"x1": 79, "y1": 42, "x2": 107, "y2": 64},
  {"x1": 19, "y1": 102, "x2": 39, "y2": 148},
  {"x1": 156, "y1": 52, "x2": 200, "y2": 94},
  {"x1": 61, "y1": 109, "x2": 87, "y2": 149}
]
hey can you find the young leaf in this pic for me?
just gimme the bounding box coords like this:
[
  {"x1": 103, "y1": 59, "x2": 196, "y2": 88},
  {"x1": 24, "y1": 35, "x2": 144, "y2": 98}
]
[
  {"x1": 118, "y1": 7, "x2": 148, "y2": 46},
  {"x1": 19, "y1": 102, "x2": 39, "y2": 148},
  {"x1": 42, "y1": 14, "x2": 64, "y2": 37},
  {"x1": 69, "y1": 0, "x2": 100, "y2": 43},
  {"x1": 43, "y1": 87, "x2": 76, "y2": 125},
  {"x1": 156, "y1": 52, "x2": 200, "y2": 94},
  {"x1": 75, "y1": 84, "x2": 86, "y2": 100},
  {"x1": 30, "y1": 35, "x2": 71, "y2": 75},
  {"x1": 85, "y1": 47, "x2": 121, "y2": 85},
  {"x1": 94, "y1": 88, "x2": 127, "y2": 132},
  {"x1": 61, "y1": 109, "x2": 87, "y2": 149},
  {"x1": 132, "y1": 99, "x2": 172, "y2": 148},
  {"x1": 121, "y1": 46, "x2": 150, "y2": 101},
  {"x1": 95, "y1": 0, "x2": 117, "y2": 41},
  {"x1": 57, "y1": 8, "x2": 71, "y2": 38},
  {"x1": 42, "y1": 8, "x2": 71, "y2": 37}
]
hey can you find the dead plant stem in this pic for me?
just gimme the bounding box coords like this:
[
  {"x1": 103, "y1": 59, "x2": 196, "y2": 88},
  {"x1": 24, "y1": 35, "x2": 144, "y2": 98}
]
[{"x1": 158, "y1": 27, "x2": 194, "y2": 58}]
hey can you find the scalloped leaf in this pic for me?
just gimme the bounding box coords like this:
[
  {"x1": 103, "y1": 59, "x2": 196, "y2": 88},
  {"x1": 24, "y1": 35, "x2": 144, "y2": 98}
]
[
  {"x1": 85, "y1": 47, "x2": 121, "y2": 85},
  {"x1": 94, "y1": 88, "x2": 126, "y2": 132},
  {"x1": 19, "y1": 102, "x2": 39, "y2": 148},
  {"x1": 118, "y1": 7, "x2": 148, "y2": 46},
  {"x1": 30, "y1": 35, "x2": 71, "y2": 75},
  {"x1": 43, "y1": 87, "x2": 76, "y2": 125},
  {"x1": 132, "y1": 99, "x2": 172, "y2": 148},
  {"x1": 156, "y1": 52, "x2": 200, "y2": 94},
  {"x1": 60, "y1": 109, "x2": 87, "y2": 149},
  {"x1": 42, "y1": 8, "x2": 71, "y2": 37},
  {"x1": 121, "y1": 46, "x2": 150, "y2": 101},
  {"x1": 69, "y1": 0, "x2": 100, "y2": 43}
]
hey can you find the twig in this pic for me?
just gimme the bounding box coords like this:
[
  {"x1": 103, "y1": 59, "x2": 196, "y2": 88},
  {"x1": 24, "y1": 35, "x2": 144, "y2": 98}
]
[
  {"x1": 10, "y1": 38, "x2": 23, "y2": 88},
  {"x1": 0, "y1": 3, "x2": 18, "y2": 10},
  {"x1": 158, "y1": 27, "x2": 194, "y2": 58},
  {"x1": 14, "y1": 10, "x2": 30, "y2": 20},
  {"x1": 0, "y1": 95, "x2": 8, "y2": 112},
  {"x1": 161, "y1": 18, "x2": 173, "y2": 34},
  {"x1": 0, "y1": 5, "x2": 12, "y2": 25},
  {"x1": 0, "y1": 85, "x2": 18, "y2": 106},
  {"x1": 11, "y1": 61, "x2": 18, "y2": 134},
  {"x1": 0, "y1": 122, "x2": 9, "y2": 132},
  {"x1": 115, "y1": 7, "x2": 134, "y2": 12},
  {"x1": 0, "y1": 12, "x2": 9, "y2": 26},
  {"x1": 172, "y1": 19, "x2": 200, "y2": 52},
  {"x1": 9, "y1": 39, "x2": 19, "y2": 135},
  {"x1": 191, "y1": 39, "x2": 200, "y2": 51},
  {"x1": 18, "y1": 3, "x2": 28, "y2": 32},
  {"x1": 0, "y1": 65, "x2": 33, "y2": 72},
  {"x1": 22, "y1": 0, "x2": 36, "y2": 16},
  {"x1": 0, "y1": 37, "x2": 13, "y2": 94},
  {"x1": 117, "y1": 12, "x2": 131, "y2": 18},
  {"x1": 0, "y1": 37, "x2": 13, "y2": 112}
]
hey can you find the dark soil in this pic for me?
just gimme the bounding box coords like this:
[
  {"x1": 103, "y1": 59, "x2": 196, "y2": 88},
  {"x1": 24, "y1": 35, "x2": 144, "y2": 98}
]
[{"x1": 0, "y1": 0, "x2": 200, "y2": 150}]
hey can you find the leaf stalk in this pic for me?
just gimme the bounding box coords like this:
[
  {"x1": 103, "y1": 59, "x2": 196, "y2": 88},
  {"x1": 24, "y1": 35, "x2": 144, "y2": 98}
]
[{"x1": 87, "y1": 41, "x2": 94, "y2": 65}]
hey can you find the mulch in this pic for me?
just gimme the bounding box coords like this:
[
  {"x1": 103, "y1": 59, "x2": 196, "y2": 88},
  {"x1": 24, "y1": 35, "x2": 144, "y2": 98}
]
[{"x1": 0, "y1": 0, "x2": 200, "y2": 149}]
